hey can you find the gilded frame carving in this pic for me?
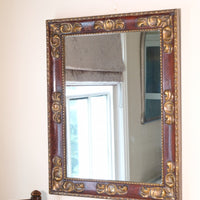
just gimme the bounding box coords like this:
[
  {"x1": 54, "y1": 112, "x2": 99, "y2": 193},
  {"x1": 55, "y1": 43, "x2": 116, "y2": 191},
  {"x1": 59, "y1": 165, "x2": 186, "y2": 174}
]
[{"x1": 46, "y1": 9, "x2": 181, "y2": 200}]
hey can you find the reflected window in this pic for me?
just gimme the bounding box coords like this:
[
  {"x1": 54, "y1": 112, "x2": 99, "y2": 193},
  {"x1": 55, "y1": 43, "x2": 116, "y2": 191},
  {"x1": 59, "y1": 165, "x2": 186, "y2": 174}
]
[
  {"x1": 141, "y1": 32, "x2": 161, "y2": 123},
  {"x1": 66, "y1": 86, "x2": 115, "y2": 180}
]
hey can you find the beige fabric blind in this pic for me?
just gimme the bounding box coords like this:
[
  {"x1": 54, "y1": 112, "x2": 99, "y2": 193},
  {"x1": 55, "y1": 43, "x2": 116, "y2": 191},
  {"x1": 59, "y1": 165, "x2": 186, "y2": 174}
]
[{"x1": 65, "y1": 34, "x2": 125, "y2": 82}]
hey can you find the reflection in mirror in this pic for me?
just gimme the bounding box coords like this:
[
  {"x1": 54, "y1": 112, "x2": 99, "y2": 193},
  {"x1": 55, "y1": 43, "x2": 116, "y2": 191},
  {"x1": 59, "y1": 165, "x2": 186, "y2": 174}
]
[
  {"x1": 141, "y1": 32, "x2": 161, "y2": 124},
  {"x1": 65, "y1": 31, "x2": 162, "y2": 183}
]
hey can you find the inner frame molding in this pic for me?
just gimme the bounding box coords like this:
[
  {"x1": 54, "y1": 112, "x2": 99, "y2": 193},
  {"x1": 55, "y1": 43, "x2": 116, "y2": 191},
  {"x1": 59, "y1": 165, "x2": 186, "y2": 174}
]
[{"x1": 46, "y1": 9, "x2": 181, "y2": 200}]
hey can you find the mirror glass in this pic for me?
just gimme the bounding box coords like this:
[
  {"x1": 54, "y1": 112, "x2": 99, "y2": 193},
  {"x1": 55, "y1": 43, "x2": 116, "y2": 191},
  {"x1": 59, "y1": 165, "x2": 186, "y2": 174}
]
[{"x1": 64, "y1": 31, "x2": 162, "y2": 183}]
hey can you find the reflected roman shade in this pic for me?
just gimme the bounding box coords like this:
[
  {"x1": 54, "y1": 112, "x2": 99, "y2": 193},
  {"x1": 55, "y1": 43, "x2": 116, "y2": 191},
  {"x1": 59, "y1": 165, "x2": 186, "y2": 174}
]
[{"x1": 65, "y1": 34, "x2": 125, "y2": 82}]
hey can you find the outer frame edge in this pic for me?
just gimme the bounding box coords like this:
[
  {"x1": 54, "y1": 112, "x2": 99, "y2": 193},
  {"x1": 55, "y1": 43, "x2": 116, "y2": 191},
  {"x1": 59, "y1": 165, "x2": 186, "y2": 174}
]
[
  {"x1": 46, "y1": 9, "x2": 176, "y2": 23},
  {"x1": 47, "y1": 9, "x2": 181, "y2": 200},
  {"x1": 46, "y1": 20, "x2": 52, "y2": 194},
  {"x1": 176, "y1": 8, "x2": 182, "y2": 200}
]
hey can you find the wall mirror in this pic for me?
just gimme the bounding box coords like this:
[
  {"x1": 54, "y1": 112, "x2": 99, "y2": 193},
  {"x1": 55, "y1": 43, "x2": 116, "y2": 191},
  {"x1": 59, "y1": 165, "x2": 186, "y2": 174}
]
[{"x1": 47, "y1": 9, "x2": 181, "y2": 200}]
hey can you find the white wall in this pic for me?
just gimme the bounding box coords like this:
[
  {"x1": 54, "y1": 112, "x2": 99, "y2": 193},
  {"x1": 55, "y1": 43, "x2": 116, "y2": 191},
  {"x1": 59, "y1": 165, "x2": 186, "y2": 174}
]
[{"x1": 0, "y1": 0, "x2": 199, "y2": 199}]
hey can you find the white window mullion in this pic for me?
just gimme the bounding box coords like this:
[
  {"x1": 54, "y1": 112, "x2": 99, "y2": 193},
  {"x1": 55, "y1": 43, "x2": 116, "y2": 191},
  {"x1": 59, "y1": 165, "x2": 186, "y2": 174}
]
[
  {"x1": 104, "y1": 93, "x2": 115, "y2": 180},
  {"x1": 88, "y1": 96, "x2": 94, "y2": 179},
  {"x1": 66, "y1": 98, "x2": 72, "y2": 177}
]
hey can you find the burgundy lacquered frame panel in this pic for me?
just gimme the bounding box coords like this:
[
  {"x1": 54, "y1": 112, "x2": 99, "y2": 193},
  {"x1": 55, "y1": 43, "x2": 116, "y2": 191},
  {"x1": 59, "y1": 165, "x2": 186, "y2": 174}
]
[{"x1": 46, "y1": 9, "x2": 181, "y2": 200}]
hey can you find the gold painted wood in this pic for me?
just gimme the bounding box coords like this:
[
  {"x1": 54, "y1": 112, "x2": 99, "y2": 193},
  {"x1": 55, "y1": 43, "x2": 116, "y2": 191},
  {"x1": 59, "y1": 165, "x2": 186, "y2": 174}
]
[
  {"x1": 94, "y1": 19, "x2": 125, "y2": 31},
  {"x1": 52, "y1": 92, "x2": 62, "y2": 123},
  {"x1": 50, "y1": 35, "x2": 61, "y2": 58},
  {"x1": 52, "y1": 156, "x2": 63, "y2": 191},
  {"x1": 164, "y1": 90, "x2": 174, "y2": 125},
  {"x1": 140, "y1": 161, "x2": 175, "y2": 199},
  {"x1": 60, "y1": 23, "x2": 82, "y2": 33},
  {"x1": 63, "y1": 182, "x2": 85, "y2": 193},
  {"x1": 50, "y1": 23, "x2": 82, "y2": 34},
  {"x1": 96, "y1": 183, "x2": 128, "y2": 195}
]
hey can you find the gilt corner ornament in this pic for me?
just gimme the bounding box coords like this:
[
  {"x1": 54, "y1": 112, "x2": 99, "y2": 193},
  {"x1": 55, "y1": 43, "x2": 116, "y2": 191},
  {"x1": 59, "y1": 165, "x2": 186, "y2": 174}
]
[
  {"x1": 52, "y1": 92, "x2": 62, "y2": 123},
  {"x1": 96, "y1": 183, "x2": 128, "y2": 195},
  {"x1": 164, "y1": 90, "x2": 174, "y2": 125},
  {"x1": 49, "y1": 22, "x2": 82, "y2": 58},
  {"x1": 140, "y1": 161, "x2": 175, "y2": 200},
  {"x1": 52, "y1": 156, "x2": 85, "y2": 192},
  {"x1": 137, "y1": 15, "x2": 173, "y2": 54}
]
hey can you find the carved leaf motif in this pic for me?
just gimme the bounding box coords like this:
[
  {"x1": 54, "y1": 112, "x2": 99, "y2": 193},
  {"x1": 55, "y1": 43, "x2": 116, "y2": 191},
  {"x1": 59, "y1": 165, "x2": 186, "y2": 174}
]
[
  {"x1": 50, "y1": 24, "x2": 60, "y2": 34},
  {"x1": 94, "y1": 21, "x2": 104, "y2": 30},
  {"x1": 94, "y1": 19, "x2": 125, "y2": 31},
  {"x1": 96, "y1": 183, "x2": 128, "y2": 195},
  {"x1": 51, "y1": 48, "x2": 60, "y2": 59},
  {"x1": 52, "y1": 92, "x2": 61, "y2": 101},
  {"x1": 140, "y1": 187, "x2": 166, "y2": 199},
  {"x1": 72, "y1": 23, "x2": 82, "y2": 32},
  {"x1": 167, "y1": 161, "x2": 175, "y2": 173},
  {"x1": 63, "y1": 182, "x2": 85, "y2": 193},
  {"x1": 106, "y1": 184, "x2": 117, "y2": 195},
  {"x1": 163, "y1": 26, "x2": 173, "y2": 53},
  {"x1": 60, "y1": 23, "x2": 73, "y2": 33},
  {"x1": 53, "y1": 167, "x2": 62, "y2": 181},
  {"x1": 117, "y1": 185, "x2": 128, "y2": 195},
  {"x1": 115, "y1": 19, "x2": 125, "y2": 29},
  {"x1": 50, "y1": 35, "x2": 60, "y2": 58},
  {"x1": 103, "y1": 19, "x2": 115, "y2": 31},
  {"x1": 52, "y1": 156, "x2": 63, "y2": 191},
  {"x1": 148, "y1": 16, "x2": 162, "y2": 27},
  {"x1": 96, "y1": 183, "x2": 106, "y2": 194},
  {"x1": 137, "y1": 18, "x2": 148, "y2": 27},
  {"x1": 164, "y1": 102, "x2": 174, "y2": 115},
  {"x1": 140, "y1": 187, "x2": 150, "y2": 198},
  {"x1": 52, "y1": 92, "x2": 62, "y2": 123},
  {"x1": 52, "y1": 102, "x2": 62, "y2": 112},
  {"x1": 50, "y1": 35, "x2": 60, "y2": 48},
  {"x1": 75, "y1": 183, "x2": 85, "y2": 192},
  {"x1": 52, "y1": 113, "x2": 61, "y2": 124},
  {"x1": 163, "y1": 26, "x2": 173, "y2": 43},
  {"x1": 165, "y1": 173, "x2": 175, "y2": 188},
  {"x1": 63, "y1": 182, "x2": 75, "y2": 192},
  {"x1": 164, "y1": 90, "x2": 174, "y2": 125}
]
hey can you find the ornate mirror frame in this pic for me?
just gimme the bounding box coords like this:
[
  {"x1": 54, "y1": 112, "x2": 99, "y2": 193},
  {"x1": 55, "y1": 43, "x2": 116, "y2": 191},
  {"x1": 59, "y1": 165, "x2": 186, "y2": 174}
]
[{"x1": 46, "y1": 9, "x2": 181, "y2": 200}]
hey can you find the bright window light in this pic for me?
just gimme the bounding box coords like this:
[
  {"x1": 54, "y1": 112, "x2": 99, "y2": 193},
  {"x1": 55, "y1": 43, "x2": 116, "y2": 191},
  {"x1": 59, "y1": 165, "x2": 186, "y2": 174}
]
[{"x1": 66, "y1": 85, "x2": 115, "y2": 180}]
